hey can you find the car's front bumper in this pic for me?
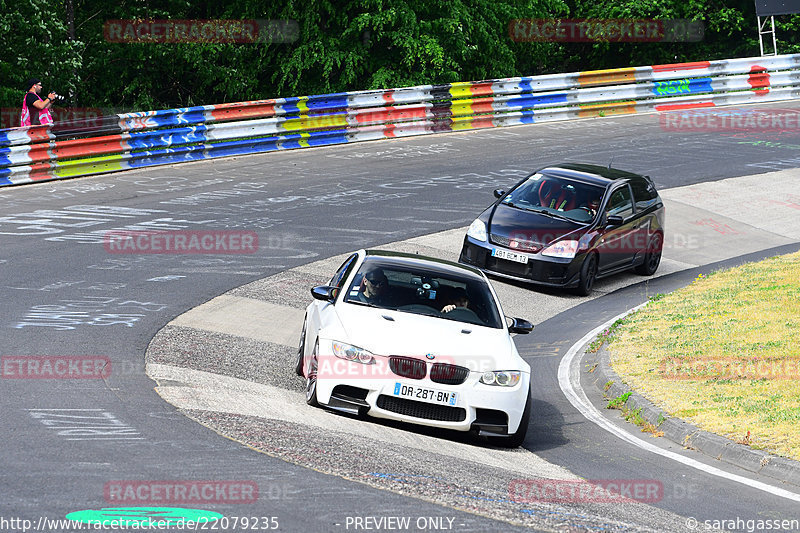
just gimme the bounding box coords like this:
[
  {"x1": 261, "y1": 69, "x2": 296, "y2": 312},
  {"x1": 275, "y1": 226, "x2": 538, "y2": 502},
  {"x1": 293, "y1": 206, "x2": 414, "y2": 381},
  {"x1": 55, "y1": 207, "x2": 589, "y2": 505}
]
[
  {"x1": 459, "y1": 235, "x2": 583, "y2": 288},
  {"x1": 316, "y1": 372, "x2": 531, "y2": 436}
]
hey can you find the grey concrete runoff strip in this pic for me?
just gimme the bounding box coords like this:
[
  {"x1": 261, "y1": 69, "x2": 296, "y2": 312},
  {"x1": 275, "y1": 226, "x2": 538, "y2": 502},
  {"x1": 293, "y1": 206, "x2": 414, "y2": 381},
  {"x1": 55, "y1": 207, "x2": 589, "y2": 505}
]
[
  {"x1": 587, "y1": 344, "x2": 800, "y2": 488},
  {"x1": 146, "y1": 167, "x2": 800, "y2": 526}
]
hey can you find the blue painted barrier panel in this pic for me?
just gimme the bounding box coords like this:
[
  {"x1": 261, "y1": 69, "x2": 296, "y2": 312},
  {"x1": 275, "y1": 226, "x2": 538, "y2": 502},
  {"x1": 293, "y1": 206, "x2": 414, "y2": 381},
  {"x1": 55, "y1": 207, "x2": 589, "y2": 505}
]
[{"x1": 506, "y1": 93, "x2": 569, "y2": 108}]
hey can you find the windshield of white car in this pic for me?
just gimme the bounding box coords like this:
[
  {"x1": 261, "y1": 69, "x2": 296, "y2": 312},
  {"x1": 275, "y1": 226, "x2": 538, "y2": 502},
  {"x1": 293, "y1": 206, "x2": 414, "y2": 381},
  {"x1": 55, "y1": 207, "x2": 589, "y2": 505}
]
[
  {"x1": 502, "y1": 174, "x2": 605, "y2": 224},
  {"x1": 343, "y1": 262, "x2": 503, "y2": 329}
]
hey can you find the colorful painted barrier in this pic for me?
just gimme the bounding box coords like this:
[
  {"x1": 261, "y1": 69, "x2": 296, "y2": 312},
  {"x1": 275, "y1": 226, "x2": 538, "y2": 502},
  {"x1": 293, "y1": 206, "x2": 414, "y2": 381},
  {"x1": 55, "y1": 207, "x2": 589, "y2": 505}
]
[{"x1": 2, "y1": 54, "x2": 799, "y2": 186}]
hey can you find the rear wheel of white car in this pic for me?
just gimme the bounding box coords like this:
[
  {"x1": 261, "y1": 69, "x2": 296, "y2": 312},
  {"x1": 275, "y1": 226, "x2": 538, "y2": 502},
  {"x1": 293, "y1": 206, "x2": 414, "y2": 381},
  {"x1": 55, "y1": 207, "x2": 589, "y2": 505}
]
[
  {"x1": 491, "y1": 385, "x2": 531, "y2": 448},
  {"x1": 305, "y1": 340, "x2": 319, "y2": 406},
  {"x1": 295, "y1": 317, "x2": 307, "y2": 377}
]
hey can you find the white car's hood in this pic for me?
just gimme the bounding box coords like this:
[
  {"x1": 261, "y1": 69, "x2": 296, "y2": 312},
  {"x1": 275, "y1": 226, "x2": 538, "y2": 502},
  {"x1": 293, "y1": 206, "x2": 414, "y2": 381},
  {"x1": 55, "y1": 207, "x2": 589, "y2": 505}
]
[{"x1": 328, "y1": 303, "x2": 525, "y2": 371}]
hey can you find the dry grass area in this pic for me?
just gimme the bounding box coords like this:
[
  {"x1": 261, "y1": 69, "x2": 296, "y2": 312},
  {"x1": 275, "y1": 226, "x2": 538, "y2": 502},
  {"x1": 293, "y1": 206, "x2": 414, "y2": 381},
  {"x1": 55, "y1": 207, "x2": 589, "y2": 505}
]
[{"x1": 608, "y1": 251, "x2": 800, "y2": 460}]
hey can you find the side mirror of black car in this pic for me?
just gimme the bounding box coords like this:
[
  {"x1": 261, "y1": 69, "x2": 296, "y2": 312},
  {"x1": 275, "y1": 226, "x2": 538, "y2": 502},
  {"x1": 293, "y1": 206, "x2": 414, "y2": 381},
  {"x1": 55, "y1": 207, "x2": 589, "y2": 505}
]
[
  {"x1": 311, "y1": 285, "x2": 338, "y2": 302},
  {"x1": 493, "y1": 189, "x2": 505, "y2": 199},
  {"x1": 606, "y1": 215, "x2": 624, "y2": 227},
  {"x1": 508, "y1": 317, "x2": 534, "y2": 334}
]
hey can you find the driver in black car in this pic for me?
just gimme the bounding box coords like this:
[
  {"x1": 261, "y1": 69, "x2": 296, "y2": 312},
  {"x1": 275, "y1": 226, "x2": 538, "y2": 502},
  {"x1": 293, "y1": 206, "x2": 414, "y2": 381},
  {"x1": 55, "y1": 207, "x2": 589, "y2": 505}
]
[{"x1": 581, "y1": 190, "x2": 602, "y2": 218}]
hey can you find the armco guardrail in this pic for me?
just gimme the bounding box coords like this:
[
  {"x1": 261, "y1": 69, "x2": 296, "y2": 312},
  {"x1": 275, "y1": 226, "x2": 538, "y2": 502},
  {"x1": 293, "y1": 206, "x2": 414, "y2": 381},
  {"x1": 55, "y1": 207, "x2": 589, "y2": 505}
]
[{"x1": 2, "y1": 54, "x2": 799, "y2": 187}]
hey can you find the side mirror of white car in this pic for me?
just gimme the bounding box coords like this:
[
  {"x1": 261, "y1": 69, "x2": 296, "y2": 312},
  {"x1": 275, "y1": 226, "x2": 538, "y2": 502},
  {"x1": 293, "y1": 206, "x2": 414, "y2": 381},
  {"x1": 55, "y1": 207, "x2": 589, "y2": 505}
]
[
  {"x1": 311, "y1": 285, "x2": 338, "y2": 303},
  {"x1": 507, "y1": 317, "x2": 534, "y2": 334}
]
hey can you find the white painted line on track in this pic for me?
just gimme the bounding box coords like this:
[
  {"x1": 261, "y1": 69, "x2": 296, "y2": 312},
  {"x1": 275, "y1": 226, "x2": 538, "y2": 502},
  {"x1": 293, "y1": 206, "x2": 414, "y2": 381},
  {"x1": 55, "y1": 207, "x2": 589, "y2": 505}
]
[{"x1": 557, "y1": 305, "x2": 800, "y2": 504}]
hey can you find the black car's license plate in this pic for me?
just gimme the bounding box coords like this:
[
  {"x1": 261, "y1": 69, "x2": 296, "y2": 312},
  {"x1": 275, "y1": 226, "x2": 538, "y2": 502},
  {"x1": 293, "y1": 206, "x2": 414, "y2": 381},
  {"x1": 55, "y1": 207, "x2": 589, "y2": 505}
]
[{"x1": 492, "y1": 248, "x2": 529, "y2": 264}]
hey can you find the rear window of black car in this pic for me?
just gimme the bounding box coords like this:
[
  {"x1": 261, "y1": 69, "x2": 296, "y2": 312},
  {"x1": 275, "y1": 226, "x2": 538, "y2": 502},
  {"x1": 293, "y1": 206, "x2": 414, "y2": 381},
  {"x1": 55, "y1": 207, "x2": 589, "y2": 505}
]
[{"x1": 630, "y1": 176, "x2": 659, "y2": 210}]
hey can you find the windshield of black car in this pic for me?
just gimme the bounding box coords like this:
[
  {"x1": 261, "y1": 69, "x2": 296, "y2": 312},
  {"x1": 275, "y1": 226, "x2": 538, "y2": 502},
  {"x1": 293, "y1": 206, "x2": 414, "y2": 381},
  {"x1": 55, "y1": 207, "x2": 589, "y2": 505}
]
[
  {"x1": 502, "y1": 174, "x2": 606, "y2": 223},
  {"x1": 343, "y1": 262, "x2": 503, "y2": 329}
]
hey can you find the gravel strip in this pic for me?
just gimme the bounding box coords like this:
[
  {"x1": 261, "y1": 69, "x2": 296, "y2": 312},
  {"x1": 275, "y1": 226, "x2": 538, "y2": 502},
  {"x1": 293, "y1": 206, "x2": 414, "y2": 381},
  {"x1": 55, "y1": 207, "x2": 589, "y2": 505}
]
[
  {"x1": 147, "y1": 324, "x2": 303, "y2": 393},
  {"x1": 182, "y1": 409, "x2": 689, "y2": 533}
]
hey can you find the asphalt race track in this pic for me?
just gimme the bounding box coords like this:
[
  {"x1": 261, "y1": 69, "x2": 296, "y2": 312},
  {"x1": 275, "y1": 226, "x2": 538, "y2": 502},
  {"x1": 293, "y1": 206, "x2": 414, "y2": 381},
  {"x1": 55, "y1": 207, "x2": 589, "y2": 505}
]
[{"x1": 2, "y1": 102, "x2": 800, "y2": 532}]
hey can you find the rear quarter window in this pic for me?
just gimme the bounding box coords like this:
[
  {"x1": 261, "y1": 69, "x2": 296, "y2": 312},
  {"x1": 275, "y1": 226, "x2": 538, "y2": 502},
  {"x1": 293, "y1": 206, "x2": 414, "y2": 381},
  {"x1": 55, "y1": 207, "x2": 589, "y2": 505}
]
[{"x1": 630, "y1": 176, "x2": 659, "y2": 210}]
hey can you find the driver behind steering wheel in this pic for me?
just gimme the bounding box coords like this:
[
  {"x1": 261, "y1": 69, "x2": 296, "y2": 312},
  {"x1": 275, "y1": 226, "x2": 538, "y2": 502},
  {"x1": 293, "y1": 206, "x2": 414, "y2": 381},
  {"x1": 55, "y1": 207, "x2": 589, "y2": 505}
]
[{"x1": 441, "y1": 287, "x2": 469, "y2": 314}]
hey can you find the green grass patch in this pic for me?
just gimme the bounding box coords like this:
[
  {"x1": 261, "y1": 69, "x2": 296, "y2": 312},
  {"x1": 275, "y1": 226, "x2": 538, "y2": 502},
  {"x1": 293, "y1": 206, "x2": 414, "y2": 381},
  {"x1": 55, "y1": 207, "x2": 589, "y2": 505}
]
[
  {"x1": 608, "y1": 251, "x2": 800, "y2": 460},
  {"x1": 607, "y1": 391, "x2": 631, "y2": 409},
  {"x1": 587, "y1": 318, "x2": 627, "y2": 353}
]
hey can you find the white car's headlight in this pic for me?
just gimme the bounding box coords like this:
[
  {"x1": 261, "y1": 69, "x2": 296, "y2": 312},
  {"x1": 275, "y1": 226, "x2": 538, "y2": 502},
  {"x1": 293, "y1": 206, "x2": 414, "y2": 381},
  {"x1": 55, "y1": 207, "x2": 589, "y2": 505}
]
[
  {"x1": 332, "y1": 341, "x2": 375, "y2": 364},
  {"x1": 541, "y1": 239, "x2": 579, "y2": 259},
  {"x1": 480, "y1": 371, "x2": 521, "y2": 387},
  {"x1": 467, "y1": 219, "x2": 487, "y2": 242}
]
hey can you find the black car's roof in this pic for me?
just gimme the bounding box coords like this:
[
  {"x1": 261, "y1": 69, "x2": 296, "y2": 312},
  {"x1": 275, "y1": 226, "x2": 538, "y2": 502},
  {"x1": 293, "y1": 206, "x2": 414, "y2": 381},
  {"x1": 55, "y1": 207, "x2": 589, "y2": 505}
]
[
  {"x1": 364, "y1": 250, "x2": 485, "y2": 280},
  {"x1": 538, "y1": 163, "x2": 645, "y2": 187}
]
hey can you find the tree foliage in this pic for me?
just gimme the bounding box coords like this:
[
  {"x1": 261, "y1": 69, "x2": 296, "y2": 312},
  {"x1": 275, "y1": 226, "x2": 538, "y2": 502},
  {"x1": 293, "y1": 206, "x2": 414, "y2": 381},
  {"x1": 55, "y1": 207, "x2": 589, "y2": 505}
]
[
  {"x1": 1, "y1": 0, "x2": 798, "y2": 118},
  {"x1": 0, "y1": 0, "x2": 83, "y2": 109}
]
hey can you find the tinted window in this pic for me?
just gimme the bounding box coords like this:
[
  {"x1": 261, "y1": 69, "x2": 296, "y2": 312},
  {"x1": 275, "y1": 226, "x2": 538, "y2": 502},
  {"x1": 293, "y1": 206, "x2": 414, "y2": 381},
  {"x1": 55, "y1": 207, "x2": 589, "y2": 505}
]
[
  {"x1": 502, "y1": 174, "x2": 605, "y2": 223},
  {"x1": 630, "y1": 176, "x2": 659, "y2": 210},
  {"x1": 329, "y1": 253, "x2": 358, "y2": 289},
  {"x1": 606, "y1": 186, "x2": 634, "y2": 218},
  {"x1": 344, "y1": 260, "x2": 503, "y2": 329}
]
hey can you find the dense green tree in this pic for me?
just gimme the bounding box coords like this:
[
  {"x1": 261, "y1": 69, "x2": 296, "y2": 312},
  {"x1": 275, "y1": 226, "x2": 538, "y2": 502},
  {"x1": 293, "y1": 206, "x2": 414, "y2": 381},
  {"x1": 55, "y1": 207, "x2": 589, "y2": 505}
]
[
  {"x1": 562, "y1": 0, "x2": 800, "y2": 70},
  {"x1": 1, "y1": 0, "x2": 797, "y2": 117},
  {"x1": 0, "y1": 0, "x2": 83, "y2": 121},
  {"x1": 264, "y1": 0, "x2": 567, "y2": 95}
]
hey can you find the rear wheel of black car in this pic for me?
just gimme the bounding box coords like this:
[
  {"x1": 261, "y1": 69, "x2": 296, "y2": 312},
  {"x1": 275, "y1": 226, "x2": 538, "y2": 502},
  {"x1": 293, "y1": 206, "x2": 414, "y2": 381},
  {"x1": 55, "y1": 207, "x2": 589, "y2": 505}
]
[
  {"x1": 575, "y1": 253, "x2": 598, "y2": 296},
  {"x1": 491, "y1": 385, "x2": 531, "y2": 448},
  {"x1": 635, "y1": 232, "x2": 663, "y2": 276}
]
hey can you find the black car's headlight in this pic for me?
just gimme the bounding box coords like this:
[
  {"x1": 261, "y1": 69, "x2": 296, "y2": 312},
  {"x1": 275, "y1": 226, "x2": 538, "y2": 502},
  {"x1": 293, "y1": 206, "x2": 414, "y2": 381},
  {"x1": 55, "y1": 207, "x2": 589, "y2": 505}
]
[
  {"x1": 467, "y1": 219, "x2": 487, "y2": 242},
  {"x1": 332, "y1": 341, "x2": 375, "y2": 364},
  {"x1": 480, "y1": 371, "x2": 521, "y2": 387},
  {"x1": 541, "y1": 239, "x2": 579, "y2": 259}
]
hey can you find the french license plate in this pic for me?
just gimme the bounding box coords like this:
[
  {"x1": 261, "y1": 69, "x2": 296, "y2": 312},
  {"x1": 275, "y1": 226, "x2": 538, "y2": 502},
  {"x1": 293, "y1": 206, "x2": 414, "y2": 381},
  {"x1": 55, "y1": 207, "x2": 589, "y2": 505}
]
[
  {"x1": 392, "y1": 383, "x2": 458, "y2": 406},
  {"x1": 492, "y1": 248, "x2": 529, "y2": 264}
]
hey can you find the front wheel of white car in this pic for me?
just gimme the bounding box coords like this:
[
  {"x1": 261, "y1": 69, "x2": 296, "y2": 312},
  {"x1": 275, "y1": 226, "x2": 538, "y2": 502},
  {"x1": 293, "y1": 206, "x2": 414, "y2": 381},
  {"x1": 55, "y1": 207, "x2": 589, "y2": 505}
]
[
  {"x1": 491, "y1": 385, "x2": 531, "y2": 448},
  {"x1": 295, "y1": 317, "x2": 307, "y2": 377},
  {"x1": 305, "y1": 340, "x2": 319, "y2": 406}
]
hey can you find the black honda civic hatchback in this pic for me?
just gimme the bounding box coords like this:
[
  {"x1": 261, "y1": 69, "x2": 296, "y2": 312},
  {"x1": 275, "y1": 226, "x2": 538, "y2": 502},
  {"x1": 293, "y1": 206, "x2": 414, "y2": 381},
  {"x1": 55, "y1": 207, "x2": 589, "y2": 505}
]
[{"x1": 458, "y1": 163, "x2": 665, "y2": 295}]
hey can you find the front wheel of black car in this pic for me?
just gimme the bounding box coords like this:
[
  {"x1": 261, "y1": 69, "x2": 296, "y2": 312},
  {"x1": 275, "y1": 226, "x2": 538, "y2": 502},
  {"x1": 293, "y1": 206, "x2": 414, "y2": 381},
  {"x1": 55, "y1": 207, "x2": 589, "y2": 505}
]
[
  {"x1": 575, "y1": 253, "x2": 598, "y2": 296},
  {"x1": 635, "y1": 233, "x2": 663, "y2": 276}
]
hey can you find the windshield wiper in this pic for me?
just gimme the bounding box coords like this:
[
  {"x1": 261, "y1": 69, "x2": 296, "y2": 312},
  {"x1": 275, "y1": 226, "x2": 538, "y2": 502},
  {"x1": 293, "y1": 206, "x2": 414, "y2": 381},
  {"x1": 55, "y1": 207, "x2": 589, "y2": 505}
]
[
  {"x1": 347, "y1": 300, "x2": 381, "y2": 308},
  {"x1": 526, "y1": 208, "x2": 572, "y2": 221},
  {"x1": 413, "y1": 311, "x2": 442, "y2": 318}
]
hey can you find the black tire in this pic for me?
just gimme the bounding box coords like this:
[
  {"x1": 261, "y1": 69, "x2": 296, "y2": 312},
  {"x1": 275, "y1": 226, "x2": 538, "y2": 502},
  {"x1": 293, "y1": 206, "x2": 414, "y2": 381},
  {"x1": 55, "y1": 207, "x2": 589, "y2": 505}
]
[
  {"x1": 491, "y1": 385, "x2": 532, "y2": 448},
  {"x1": 305, "y1": 340, "x2": 320, "y2": 406},
  {"x1": 295, "y1": 318, "x2": 307, "y2": 377},
  {"x1": 574, "y1": 253, "x2": 598, "y2": 296},
  {"x1": 635, "y1": 233, "x2": 663, "y2": 276}
]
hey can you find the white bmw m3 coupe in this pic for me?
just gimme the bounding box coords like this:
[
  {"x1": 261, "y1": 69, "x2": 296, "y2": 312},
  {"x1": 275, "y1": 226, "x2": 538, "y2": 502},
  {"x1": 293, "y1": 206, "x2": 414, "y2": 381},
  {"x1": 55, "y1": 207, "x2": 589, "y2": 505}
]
[{"x1": 296, "y1": 249, "x2": 534, "y2": 447}]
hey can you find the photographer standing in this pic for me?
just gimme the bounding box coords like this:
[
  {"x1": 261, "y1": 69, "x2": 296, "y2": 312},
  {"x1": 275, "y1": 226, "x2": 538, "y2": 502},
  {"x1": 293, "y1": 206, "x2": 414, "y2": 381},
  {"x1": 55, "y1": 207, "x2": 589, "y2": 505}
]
[{"x1": 20, "y1": 78, "x2": 56, "y2": 126}]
